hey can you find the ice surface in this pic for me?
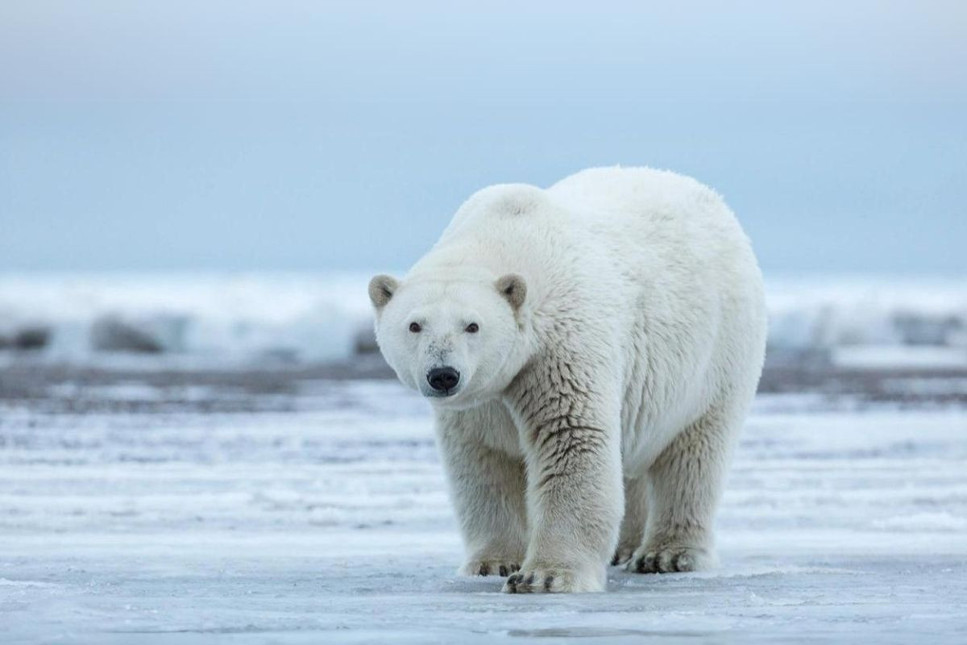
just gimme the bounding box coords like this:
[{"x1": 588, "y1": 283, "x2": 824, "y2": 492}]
[
  {"x1": 1, "y1": 274, "x2": 966, "y2": 368},
  {"x1": 1, "y1": 379, "x2": 966, "y2": 643}
]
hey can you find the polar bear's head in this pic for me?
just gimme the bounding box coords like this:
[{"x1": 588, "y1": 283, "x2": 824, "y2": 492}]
[{"x1": 368, "y1": 273, "x2": 528, "y2": 408}]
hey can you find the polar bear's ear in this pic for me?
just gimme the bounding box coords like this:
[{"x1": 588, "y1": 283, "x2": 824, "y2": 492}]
[
  {"x1": 368, "y1": 275, "x2": 399, "y2": 309},
  {"x1": 496, "y1": 274, "x2": 527, "y2": 312}
]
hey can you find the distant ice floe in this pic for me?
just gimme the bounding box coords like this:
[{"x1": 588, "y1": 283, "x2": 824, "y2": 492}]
[
  {"x1": 0, "y1": 273, "x2": 373, "y2": 365},
  {"x1": 0, "y1": 273, "x2": 965, "y2": 369},
  {"x1": 766, "y1": 276, "x2": 967, "y2": 369}
]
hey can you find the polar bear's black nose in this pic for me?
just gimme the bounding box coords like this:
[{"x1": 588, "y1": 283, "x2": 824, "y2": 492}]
[{"x1": 427, "y1": 367, "x2": 460, "y2": 393}]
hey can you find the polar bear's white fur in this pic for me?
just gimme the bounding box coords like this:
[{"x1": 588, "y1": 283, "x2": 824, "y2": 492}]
[{"x1": 369, "y1": 167, "x2": 767, "y2": 593}]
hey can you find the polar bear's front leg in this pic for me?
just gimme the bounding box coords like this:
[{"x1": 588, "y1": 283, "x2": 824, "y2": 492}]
[
  {"x1": 502, "y1": 355, "x2": 623, "y2": 593},
  {"x1": 435, "y1": 405, "x2": 528, "y2": 577}
]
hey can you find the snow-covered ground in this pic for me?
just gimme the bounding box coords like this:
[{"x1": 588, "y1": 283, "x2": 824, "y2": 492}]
[{"x1": 1, "y1": 375, "x2": 966, "y2": 644}]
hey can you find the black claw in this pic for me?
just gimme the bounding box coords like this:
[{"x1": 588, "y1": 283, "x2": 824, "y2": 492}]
[
  {"x1": 644, "y1": 554, "x2": 658, "y2": 573},
  {"x1": 671, "y1": 552, "x2": 682, "y2": 571},
  {"x1": 610, "y1": 555, "x2": 620, "y2": 566},
  {"x1": 544, "y1": 575, "x2": 554, "y2": 591},
  {"x1": 498, "y1": 565, "x2": 508, "y2": 577},
  {"x1": 524, "y1": 573, "x2": 536, "y2": 586},
  {"x1": 478, "y1": 563, "x2": 490, "y2": 576},
  {"x1": 635, "y1": 557, "x2": 646, "y2": 573}
]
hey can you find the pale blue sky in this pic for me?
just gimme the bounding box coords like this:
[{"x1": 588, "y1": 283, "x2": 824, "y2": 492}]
[{"x1": 1, "y1": 1, "x2": 965, "y2": 274}]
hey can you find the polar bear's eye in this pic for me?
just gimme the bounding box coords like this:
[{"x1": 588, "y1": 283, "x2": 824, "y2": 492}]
[
  {"x1": 409, "y1": 322, "x2": 422, "y2": 333},
  {"x1": 465, "y1": 323, "x2": 479, "y2": 334}
]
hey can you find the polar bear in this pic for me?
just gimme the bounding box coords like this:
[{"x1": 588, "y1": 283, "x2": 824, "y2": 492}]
[{"x1": 368, "y1": 167, "x2": 767, "y2": 593}]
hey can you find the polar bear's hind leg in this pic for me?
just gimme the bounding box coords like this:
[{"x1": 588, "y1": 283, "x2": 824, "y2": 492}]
[
  {"x1": 626, "y1": 405, "x2": 740, "y2": 574},
  {"x1": 612, "y1": 475, "x2": 648, "y2": 566}
]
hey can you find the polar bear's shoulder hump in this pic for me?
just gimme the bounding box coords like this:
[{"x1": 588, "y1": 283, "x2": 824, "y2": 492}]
[
  {"x1": 441, "y1": 183, "x2": 550, "y2": 240},
  {"x1": 464, "y1": 183, "x2": 548, "y2": 217}
]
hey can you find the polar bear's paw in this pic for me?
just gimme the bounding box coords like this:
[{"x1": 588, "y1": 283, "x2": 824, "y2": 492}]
[
  {"x1": 459, "y1": 559, "x2": 521, "y2": 577},
  {"x1": 610, "y1": 543, "x2": 637, "y2": 566},
  {"x1": 625, "y1": 546, "x2": 711, "y2": 574},
  {"x1": 502, "y1": 564, "x2": 604, "y2": 593}
]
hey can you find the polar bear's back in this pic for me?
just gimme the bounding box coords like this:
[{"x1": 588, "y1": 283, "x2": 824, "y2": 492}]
[
  {"x1": 550, "y1": 167, "x2": 766, "y2": 464},
  {"x1": 548, "y1": 166, "x2": 716, "y2": 214},
  {"x1": 433, "y1": 166, "x2": 761, "y2": 308},
  {"x1": 547, "y1": 166, "x2": 760, "y2": 299},
  {"x1": 547, "y1": 166, "x2": 743, "y2": 249}
]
